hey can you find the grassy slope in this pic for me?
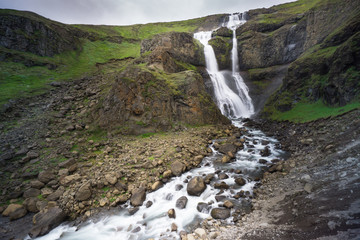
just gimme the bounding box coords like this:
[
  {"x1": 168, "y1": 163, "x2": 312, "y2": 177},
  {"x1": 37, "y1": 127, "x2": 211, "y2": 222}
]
[
  {"x1": 255, "y1": 0, "x2": 360, "y2": 122},
  {"x1": 0, "y1": 10, "x2": 221, "y2": 106}
]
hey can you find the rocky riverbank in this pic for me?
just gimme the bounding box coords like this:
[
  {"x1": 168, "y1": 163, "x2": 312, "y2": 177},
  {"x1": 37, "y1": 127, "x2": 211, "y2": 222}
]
[{"x1": 182, "y1": 109, "x2": 360, "y2": 240}]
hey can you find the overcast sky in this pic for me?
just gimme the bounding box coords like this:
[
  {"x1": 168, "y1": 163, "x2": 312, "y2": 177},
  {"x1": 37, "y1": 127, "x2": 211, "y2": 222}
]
[{"x1": 0, "y1": 0, "x2": 296, "y2": 26}]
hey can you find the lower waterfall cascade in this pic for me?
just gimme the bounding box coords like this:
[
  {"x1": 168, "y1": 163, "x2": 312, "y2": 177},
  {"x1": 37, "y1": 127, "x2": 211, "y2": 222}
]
[{"x1": 28, "y1": 13, "x2": 285, "y2": 240}]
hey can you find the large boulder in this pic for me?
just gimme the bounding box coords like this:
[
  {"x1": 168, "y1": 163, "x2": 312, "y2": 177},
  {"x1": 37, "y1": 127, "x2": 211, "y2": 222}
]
[
  {"x1": 171, "y1": 161, "x2": 186, "y2": 176},
  {"x1": 210, "y1": 208, "x2": 231, "y2": 219},
  {"x1": 75, "y1": 183, "x2": 91, "y2": 201},
  {"x1": 187, "y1": 176, "x2": 206, "y2": 196},
  {"x1": 38, "y1": 170, "x2": 55, "y2": 184},
  {"x1": 9, "y1": 207, "x2": 27, "y2": 220},
  {"x1": 2, "y1": 204, "x2": 23, "y2": 216},
  {"x1": 130, "y1": 188, "x2": 146, "y2": 207},
  {"x1": 29, "y1": 206, "x2": 66, "y2": 238},
  {"x1": 217, "y1": 143, "x2": 238, "y2": 155},
  {"x1": 23, "y1": 197, "x2": 39, "y2": 213}
]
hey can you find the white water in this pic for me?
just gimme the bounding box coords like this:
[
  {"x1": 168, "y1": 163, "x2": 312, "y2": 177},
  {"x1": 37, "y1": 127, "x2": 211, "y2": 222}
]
[
  {"x1": 194, "y1": 13, "x2": 254, "y2": 119},
  {"x1": 28, "y1": 14, "x2": 282, "y2": 240}
]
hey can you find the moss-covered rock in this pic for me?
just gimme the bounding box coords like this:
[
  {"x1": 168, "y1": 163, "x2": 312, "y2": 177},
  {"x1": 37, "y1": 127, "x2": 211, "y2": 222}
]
[{"x1": 208, "y1": 37, "x2": 232, "y2": 70}]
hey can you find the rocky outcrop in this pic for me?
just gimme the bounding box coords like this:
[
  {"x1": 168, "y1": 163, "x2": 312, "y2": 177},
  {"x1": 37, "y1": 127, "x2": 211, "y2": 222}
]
[
  {"x1": 208, "y1": 37, "x2": 232, "y2": 70},
  {"x1": 141, "y1": 32, "x2": 205, "y2": 69},
  {"x1": 0, "y1": 10, "x2": 81, "y2": 57}
]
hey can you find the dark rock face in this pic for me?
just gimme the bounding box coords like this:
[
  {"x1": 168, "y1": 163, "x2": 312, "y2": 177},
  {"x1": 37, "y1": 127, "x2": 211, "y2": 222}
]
[
  {"x1": 29, "y1": 207, "x2": 66, "y2": 238},
  {"x1": 208, "y1": 37, "x2": 232, "y2": 70},
  {"x1": 213, "y1": 27, "x2": 233, "y2": 38},
  {"x1": 187, "y1": 176, "x2": 207, "y2": 196},
  {"x1": 0, "y1": 11, "x2": 80, "y2": 57}
]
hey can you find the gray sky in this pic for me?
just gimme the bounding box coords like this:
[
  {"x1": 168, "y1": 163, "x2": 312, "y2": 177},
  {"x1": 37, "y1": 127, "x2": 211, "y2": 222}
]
[{"x1": 0, "y1": 0, "x2": 296, "y2": 25}]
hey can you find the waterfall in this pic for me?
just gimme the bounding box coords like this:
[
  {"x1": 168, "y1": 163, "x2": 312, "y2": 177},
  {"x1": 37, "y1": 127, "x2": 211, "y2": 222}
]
[{"x1": 194, "y1": 13, "x2": 254, "y2": 119}]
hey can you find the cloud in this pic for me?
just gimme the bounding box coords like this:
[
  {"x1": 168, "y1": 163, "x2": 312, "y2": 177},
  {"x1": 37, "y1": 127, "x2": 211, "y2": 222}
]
[{"x1": 0, "y1": 0, "x2": 295, "y2": 25}]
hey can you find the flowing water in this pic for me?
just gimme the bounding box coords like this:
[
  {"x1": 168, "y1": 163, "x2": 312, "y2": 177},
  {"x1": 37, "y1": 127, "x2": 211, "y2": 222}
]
[{"x1": 29, "y1": 13, "x2": 284, "y2": 240}]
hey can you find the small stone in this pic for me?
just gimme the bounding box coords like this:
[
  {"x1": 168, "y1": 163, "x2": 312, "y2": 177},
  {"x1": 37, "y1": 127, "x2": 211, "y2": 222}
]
[
  {"x1": 151, "y1": 181, "x2": 163, "y2": 191},
  {"x1": 194, "y1": 228, "x2": 206, "y2": 239},
  {"x1": 38, "y1": 170, "x2": 55, "y2": 184},
  {"x1": 171, "y1": 223, "x2": 178, "y2": 232},
  {"x1": 235, "y1": 177, "x2": 246, "y2": 186},
  {"x1": 168, "y1": 208, "x2": 176, "y2": 218},
  {"x1": 99, "y1": 198, "x2": 108, "y2": 207},
  {"x1": 304, "y1": 183, "x2": 313, "y2": 193},
  {"x1": 163, "y1": 170, "x2": 172, "y2": 178},
  {"x1": 30, "y1": 180, "x2": 45, "y2": 189},
  {"x1": 176, "y1": 196, "x2": 188, "y2": 209},
  {"x1": 210, "y1": 208, "x2": 230, "y2": 219},
  {"x1": 223, "y1": 200, "x2": 234, "y2": 209}
]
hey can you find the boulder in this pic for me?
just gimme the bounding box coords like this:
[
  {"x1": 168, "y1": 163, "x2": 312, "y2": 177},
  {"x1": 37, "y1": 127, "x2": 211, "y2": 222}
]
[
  {"x1": 30, "y1": 180, "x2": 45, "y2": 189},
  {"x1": 130, "y1": 188, "x2": 146, "y2": 207},
  {"x1": 23, "y1": 197, "x2": 39, "y2": 213},
  {"x1": 75, "y1": 183, "x2": 91, "y2": 201},
  {"x1": 2, "y1": 204, "x2": 23, "y2": 216},
  {"x1": 210, "y1": 208, "x2": 231, "y2": 219},
  {"x1": 105, "y1": 173, "x2": 117, "y2": 185},
  {"x1": 115, "y1": 181, "x2": 128, "y2": 192},
  {"x1": 38, "y1": 170, "x2": 55, "y2": 184},
  {"x1": 163, "y1": 170, "x2": 172, "y2": 178},
  {"x1": 29, "y1": 206, "x2": 66, "y2": 238},
  {"x1": 23, "y1": 188, "x2": 41, "y2": 198},
  {"x1": 214, "y1": 181, "x2": 230, "y2": 189},
  {"x1": 223, "y1": 200, "x2": 234, "y2": 208},
  {"x1": 47, "y1": 186, "x2": 65, "y2": 201},
  {"x1": 217, "y1": 143, "x2": 238, "y2": 155},
  {"x1": 235, "y1": 177, "x2": 246, "y2": 186},
  {"x1": 175, "y1": 196, "x2": 188, "y2": 209},
  {"x1": 60, "y1": 174, "x2": 81, "y2": 186},
  {"x1": 170, "y1": 161, "x2": 186, "y2": 176},
  {"x1": 9, "y1": 207, "x2": 27, "y2": 220},
  {"x1": 187, "y1": 176, "x2": 206, "y2": 196},
  {"x1": 58, "y1": 158, "x2": 76, "y2": 168},
  {"x1": 197, "y1": 202, "x2": 211, "y2": 213},
  {"x1": 151, "y1": 181, "x2": 163, "y2": 191}
]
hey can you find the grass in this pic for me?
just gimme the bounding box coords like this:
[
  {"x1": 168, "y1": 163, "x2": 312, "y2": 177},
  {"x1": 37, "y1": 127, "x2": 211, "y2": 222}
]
[{"x1": 268, "y1": 100, "x2": 360, "y2": 122}]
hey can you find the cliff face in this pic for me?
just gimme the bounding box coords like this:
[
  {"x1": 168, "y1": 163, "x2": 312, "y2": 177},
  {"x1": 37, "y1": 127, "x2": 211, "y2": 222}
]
[
  {"x1": 0, "y1": 10, "x2": 81, "y2": 57},
  {"x1": 232, "y1": 0, "x2": 360, "y2": 117},
  {"x1": 94, "y1": 32, "x2": 229, "y2": 133}
]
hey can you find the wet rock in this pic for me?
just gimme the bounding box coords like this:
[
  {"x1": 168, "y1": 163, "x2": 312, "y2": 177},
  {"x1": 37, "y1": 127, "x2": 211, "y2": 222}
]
[
  {"x1": 221, "y1": 155, "x2": 231, "y2": 163},
  {"x1": 171, "y1": 160, "x2": 186, "y2": 176},
  {"x1": 23, "y1": 197, "x2": 39, "y2": 213},
  {"x1": 187, "y1": 176, "x2": 206, "y2": 196},
  {"x1": 176, "y1": 196, "x2": 188, "y2": 209},
  {"x1": 218, "y1": 173, "x2": 229, "y2": 180},
  {"x1": 215, "y1": 195, "x2": 226, "y2": 202},
  {"x1": 23, "y1": 188, "x2": 41, "y2": 198},
  {"x1": 204, "y1": 174, "x2": 215, "y2": 184},
  {"x1": 197, "y1": 202, "x2": 211, "y2": 213},
  {"x1": 168, "y1": 208, "x2": 176, "y2": 218},
  {"x1": 38, "y1": 170, "x2": 55, "y2": 184},
  {"x1": 235, "y1": 177, "x2": 246, "y2": 186},
  {"x1": 131, "y1": 226, "x2": 141, "y2": 233},
  {"x1": 214, "y1": 181, "x2": 229, "y2": 189},
  {"x1": 210, "y1": 208, "x2": 231, "y2": 219},
  {"x1": 260, "y1": 147, "x2": 271, "y2": 157},
  {"x1": 75, "y1": 183, "x2": 91, "y2": 201},
  {"x1": 217, "y1": 143, "x2": 238, "y2": 155},
  {"x1": 9, "y1": 206, "x2": 27, "y2": 220},
  {"x1": 145, "y1": 201, "x2": 153, "y2": 208},
  {"x1": 223, "y1": 200, "x2": 234, "y2": 208},
  {"x1": 29, "y1": 206, "x2": 66, "y2": 238},
  {"x1": 151, "y1": 181, "x2": 163, "y2": 191},
  {"x1": 105, "y1": 173, "x2": 117, "y2": 185},
  {"x1": 130, "y1": 188, "x2": 146, "y2": 207},
  {"x1": 171, "y1": 223, "x2": 178, "y2": 232},
  {"x1": 258, "y1": 159, "x2": 268, "y2": 164},
  {"x1": 175, "y1": 184, "x2": 183, "y2": 191},
  {"x1": 2, "y1": 204, "x2": 23, "y2": 216}
]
